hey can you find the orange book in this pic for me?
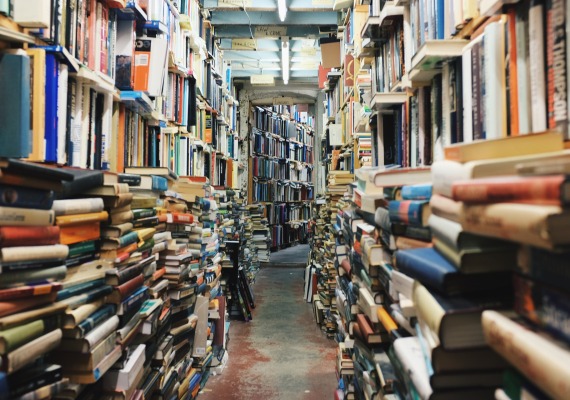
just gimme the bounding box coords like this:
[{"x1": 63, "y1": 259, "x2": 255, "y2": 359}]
[
  {"x1": 507, "y1": 7, "x2": 519, "y2": 136},
  {"x1": 55, "y1": 211, "x2": 109, "y2": 226},
  {"x1": 59, "y1": 222, "x2": 101, "y2": 245},
  {"x1": 116, "y1": 104, "x2": 126, "y2": 173}
]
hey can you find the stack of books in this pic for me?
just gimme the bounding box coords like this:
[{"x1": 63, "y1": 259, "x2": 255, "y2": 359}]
[{"x1": 0, "y1": 166, "x2": 73, "y2": 395}]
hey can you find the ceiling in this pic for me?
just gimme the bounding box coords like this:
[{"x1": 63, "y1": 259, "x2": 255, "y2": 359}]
[{"x1": 203, "y1": 0, "x2": 338, "y2": 85}]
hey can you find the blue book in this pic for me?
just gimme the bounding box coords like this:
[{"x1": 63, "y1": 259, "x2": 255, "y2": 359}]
[
  {"x1": 0, "y1": 51, "x2": 30, "y2": 158},
  {"x1": 44, "y1": 53, "x2": 59, "y2": 162},
  {"x1": 0, "y1": 184, "x2": 54, "y2": 210},
  {"x1": 388, "y1": 200, "x2": 430, "y2": 226},
  {"x1": 401, "y1": 184, "x2": 433, "y2": 200},
  {"x1": 394, "y1": 248, "x2": 512, "y2": 295},
  {"x1": 151, "y1": 175, "x2": 168, "y2": 191},
  {"x1": 75, "y1": 304, "x2": 117, "y2": 338},
  {"x1": 56, "y1": 278, "x2": 105, "y2": 301}
]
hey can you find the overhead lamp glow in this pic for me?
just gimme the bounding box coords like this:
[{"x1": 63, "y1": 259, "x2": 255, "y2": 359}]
[
  {"x1": 278, "y1": 0, "x2": 287, "y2": 22},
  {"x1": 282, "y1": 38, "x2": 290, "y2": 85}
]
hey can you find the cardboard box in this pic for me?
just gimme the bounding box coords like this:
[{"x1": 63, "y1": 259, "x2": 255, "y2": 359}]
[{"x1": 319, "y1": 38, "x2": 341, "y2": 69}]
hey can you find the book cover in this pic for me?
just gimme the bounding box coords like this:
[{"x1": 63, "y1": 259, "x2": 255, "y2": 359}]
[
  {"x1": 394, "y1": 247, "x2": 512, "y2": 295},
  {"x1": 0, "y1": 51, "x2": 30, "y2": 159},
  {"x1": 388, "y1": 200, "x2": 431, "y2": 227},
  {"x1": 0, "y1": 206, "x2": 55, "y2": 227},
  {"x1": 482, "y1": 310, "x2": 570, "y2": 400},
  {"x1": 0, "y1": 225, "x2": 60, "y2": 247}
]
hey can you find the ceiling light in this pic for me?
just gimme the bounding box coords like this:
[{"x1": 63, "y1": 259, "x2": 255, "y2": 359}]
[
  {"x1": 282, "y1": 38, "x2": 290, "y2": 85},
  {"x1": 278, "y1": 0, "x2": 287, "y2": 22}
]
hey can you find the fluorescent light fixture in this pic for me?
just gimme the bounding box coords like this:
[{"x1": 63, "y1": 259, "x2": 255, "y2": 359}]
[
  {"x1": 278, "y1": 0, "x2": 287, "y2": 22},
  {"x1": 282, "y1": 38, "x2": 290, "y2": 85}
]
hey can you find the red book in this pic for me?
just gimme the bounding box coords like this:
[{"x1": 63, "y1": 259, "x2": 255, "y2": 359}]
[
  {"x1": 0, "y1": 282, "x2": 62, "y2": 301},
  {"x1": 0, "y1": 226, "x2": 60, "y2": 246},
  {"x1": 452, "y1": 175, "x2": 569, "y2": 205},
  {"x1": 107, "y1": 274, "x2": 144, "y2": 304},
  {"x1": 167, "y1": 213, "x2": 194, "y2": 224},
  {"x1": 340, "y1": 259, "x2": 352, "y2": 278}
]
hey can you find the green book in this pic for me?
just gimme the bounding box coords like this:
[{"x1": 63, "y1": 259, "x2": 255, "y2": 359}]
[{"x1": 0, "y1": 319, "x2": 45, "y2": 354}]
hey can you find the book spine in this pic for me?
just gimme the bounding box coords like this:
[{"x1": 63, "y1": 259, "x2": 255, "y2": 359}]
[
  {"x1": 451, "y1": 175, "x2": 564, "y2": 204},
  {"x1": 132, "y1": 209, "x2": 156, "y2": 220},
  {"x1": 529, "y1": 0, "x2": 548, "y2": 132},
  {"x1": 85, "y1": 315, "x2": 119, "y2": 350},
  {"x1": 116, "y1": 231, "x2": 140, "y2": 248},
  {"x1": 115, "y1": 274, "x2": 145, "y2": 300},
  {"x1": 546, "y1": 0, "x2": 569, "y2": 138},
  {"x1": 55, "y1": 210, "x2": 109, "y2": 226},
  {"x1": 518, "y1": 246, "x2": 570, "y2": 292},
  {"x1": 4, "y1": 329, "x2": 62, "y2": 374},
  {"x1": 0, "y1": 226, "x2": 60, "y2": 247},
  {"x1": 75, "y1": 304, "x2": 117, "y2": 338},
  {"x1": 1, "y1": 244, "x2": 69, "y2": 263},
  {"x1": 513, "y1": 274, "x2": 570, "y2": 344},
  {"x1": 0, "y1": 206, "x2": 55, "y2": 226},
  {"x1": 52, "y1": 198, "x2": 104, "y2": 216},
  {"x1": 0, "y1": 185, "x2": 54, "y2": 210},
  {"x1": 56, "y1": 278, "x2": 105, "y2": 301},
  {"x1": 388, "y1": 201, "x2": 427, "y2": 226},
  {"x1": 63, "y1": 300, "x2": 105, "y2": 328},
  {"x1": 0, "y1": 265, "x2": 67, "y2": 287},
  {"x1": 400, "y1": 184, "x2": 433, "y2": 200},
  {"x1": 482, "y1": 310, "x2": 570, "y2": 400},
  {"x1": 62, "y1": 285, "x2": 113, "y2": 309}
]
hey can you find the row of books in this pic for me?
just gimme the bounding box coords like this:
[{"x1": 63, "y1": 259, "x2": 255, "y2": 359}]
[
  {"x1": 250, "y1": 156, "x2": 313, "y2": 182},
  {"x1": 0, "y1": 159, "x2": 232, "y2": 399},
  {"x1": 265, "y1": 202, "x2": 312, "y2": 226},
  {"x1": 251, "y1": 180, "x2": 314, "y2": 203}
]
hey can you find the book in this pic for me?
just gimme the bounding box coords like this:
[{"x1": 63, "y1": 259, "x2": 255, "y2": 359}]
[
  {"x1": 0, "y1": 206, "x2": 55, "y2": 226},
  {"x1": 482, "y1": 310, "x2": 570, "y2": 400},
  {"x1": 372, "y1": 167, "x2": 431, "y2": 187},
  {"x1": 394, "y1": 247, "x2": 512, "y2": 295},
  {"x1": 0, "y1": 185, "x2": 54, "y2": 210},
  {"x1": 0, "y1": 225, "x2": 60, "y2": 246},
  {"x1": 443, "y1": 131, "x2": 563, "y2": 163},
  {"x1": 388, "y1": 200, "x2": 431, "y2": 227},
  {"x1": 413, "y1": 282, "x2": 509, "y2": 350},
  {"x1": 124, "y1": 166, "x2": 178, "y2": 182},
  {"x1": 0, "y1": 51, "x2": 30, "y2": 158},
  {"x1": 59, "y1": 315, "x2": 119, "y2": 353},
  {"x1": 52, "y1": 198, "x2": 105, "y2": 216},
  {"x1": 0, "y1": 282, "x2": 62, "y2": 301},
  {"x1": 51, "y1": 331, "x2": 117, "y2": 372},
  {"x1": 460, "y1": 202, "x2": 570, "y2": 249},
  {"x1": 63, "y1": 344, "x2": 122, "y2": 384},
  {"x1": 0, "y1": 328, "x2": 62, "y2": 374},
  {"x1": 452, "y1": 174, "x2": 570, "y2": 205},
  {"x1": 55, "y1": 210, "x2": 109, "y2": 226}
]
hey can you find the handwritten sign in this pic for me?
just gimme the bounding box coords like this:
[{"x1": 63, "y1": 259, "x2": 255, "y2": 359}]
[
  {"x1": 218, "y1": 0, "x2": 252, "y2": 7},
  {"x1": 232, "y1": 38, "x2": 257, "y2": 50},
  {"x1": 255, "y1": 25, "x2": 287, "y2": 38}
]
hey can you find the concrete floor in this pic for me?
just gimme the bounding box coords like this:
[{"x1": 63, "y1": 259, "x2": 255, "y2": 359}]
[
  {"x1": 266, "y1": 244, "x2": 311, "y2": 266},
  {"x1": 199, "y1": 266, "x2": 338, "y2": 400}
]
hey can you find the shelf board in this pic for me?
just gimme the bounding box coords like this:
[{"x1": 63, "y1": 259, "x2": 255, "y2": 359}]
[
  {"x1": 117, "y1": 1, "x2": 147, "y2": 21},
  {"x1": 409, "y1": 40, "x2": 469, "y2": 84},
  {"x1": 120, "y1": 91, "x2": 154, "y2": 116},
  {"x1": 74, "y1": 65, "x2": 116, "y2": 93},
  {"x1": 143, "y1": 20, "x2": 168, "y2": 33},
  {"x1": 361, "y1": 2, "x2": 404, "y2": 40},
  {"x1": 370, "y1": 92, "x2": 408, "y2": 110},
  {"x1": 40, "y1": 45, "x2": 80, "y2": 72},
  {"x1": 0, "y1": 25, "x2": 35, "y2": 44},
  {"x1": 479, "y1": 0, "x2": 519, "y2": 17}
]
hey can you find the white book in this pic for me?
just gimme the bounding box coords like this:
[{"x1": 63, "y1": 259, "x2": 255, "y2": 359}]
[
  {"x1": 103, "y1": 344, "x2": 146, "y2": 391},
  {"x1": 516, "y1": 5, "x2": 532, "y2": 134},
  {"x1": 57, "y1": 63, "x2": 68, "y2": 165},
  {"x1": 393, "y1": 337, "x2": 433, "y2": 400},
  {"x1": 441, "y1": 62, "x2": 451, "y2": 148},
  {"x1": 13, "y1": 0, "x2": 51, "y2": 28},
  {"x1": 483, "y1": 18, "x2": 507, "y2": 139},
  {"x1": 52, "y1": 198, "x2": 105, "y2": 216},
  {"x1": 529, "y1": 1, "x2": 547, "y2": 132}
]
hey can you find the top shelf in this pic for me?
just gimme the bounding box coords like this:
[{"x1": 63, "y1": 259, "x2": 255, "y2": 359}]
[
  {"x1": 479, "y1": 0, "x2": 520, "y2": 17},
  {"x1": 409, "y1": 40, "x2": 469, "y2": 84},
  {"x1": 361, "y1": 3, "x2": 404, "y2": 41}
]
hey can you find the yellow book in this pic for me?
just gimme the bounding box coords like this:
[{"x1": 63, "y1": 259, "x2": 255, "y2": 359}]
[
  {"x1": 55, "y1": 210, "x2": 109, "y2": 226},
  {"x1": 25, "y1": 49, "x2": 46, "y2": 161},
  {"x1": 443, "y1": 131, "x2": 563, "y2": 163}
]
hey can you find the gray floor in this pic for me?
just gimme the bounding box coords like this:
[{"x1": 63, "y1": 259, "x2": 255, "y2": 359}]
[
  {"x1": 266, "y1": 244, "x2": 310, "y2": 266},
  {"x1": 199, "y1": 266, "x2": 338, "y2": 400}
]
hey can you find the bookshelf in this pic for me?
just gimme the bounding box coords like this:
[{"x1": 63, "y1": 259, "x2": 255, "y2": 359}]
[
  {"x1": 248, "y1": 105, "x2": 315, "y2": 251},
  {"x1": 314, "y1": 0, "x2": 570, "y2": 399},
  {"x1": 0, "y1": 0, "x2": 245, "y2": 397}
]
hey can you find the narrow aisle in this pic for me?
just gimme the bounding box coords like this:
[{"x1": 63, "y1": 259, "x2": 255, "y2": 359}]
[{"x1": 200, "y1": 267, "x2": 337, "y2": 400}]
